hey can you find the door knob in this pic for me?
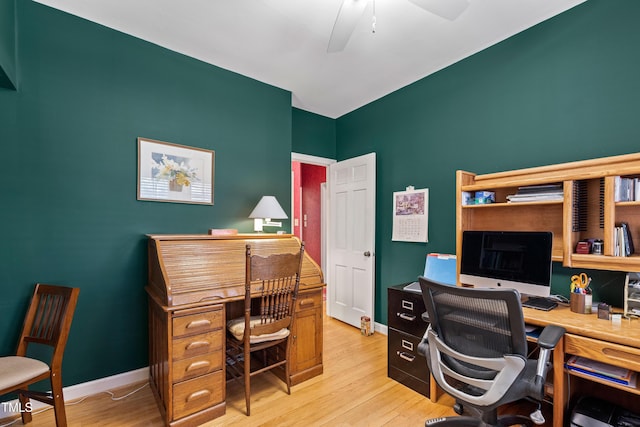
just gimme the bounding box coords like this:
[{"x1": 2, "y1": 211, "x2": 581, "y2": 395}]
[{"x1": 364, "y1": 251, "x2": 371, "y2": 257}]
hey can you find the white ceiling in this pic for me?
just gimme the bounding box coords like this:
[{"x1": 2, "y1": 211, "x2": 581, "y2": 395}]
[{"x1": 34, "y1": 0, "x2": 586, "y2": 119}]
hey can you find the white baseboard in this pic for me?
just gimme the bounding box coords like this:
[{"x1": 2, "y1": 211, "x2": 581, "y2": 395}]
[
  {"x1": 375, "y1": 321, "x2": 388, "y2": 335},
  {"x1": 0, "y1": 367, "x2": 149, "y2": 420}
]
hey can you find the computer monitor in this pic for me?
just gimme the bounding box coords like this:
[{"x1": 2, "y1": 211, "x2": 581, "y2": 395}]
[{"x1": 459, "y1": 230, "x2": 553, "y2": 298}]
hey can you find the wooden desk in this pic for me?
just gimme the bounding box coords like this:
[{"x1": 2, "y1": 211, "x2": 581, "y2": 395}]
[
  {"x1": 524, "y1": 305, "x2": 640, "y2": 427},
  {"x1": 145, "y1": 234, "x2": 324, "y2": 427}
]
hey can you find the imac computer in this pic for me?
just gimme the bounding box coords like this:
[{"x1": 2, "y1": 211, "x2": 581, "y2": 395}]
[{"x1": 459, "y1": 231, "x2": 553, "y2": 304}]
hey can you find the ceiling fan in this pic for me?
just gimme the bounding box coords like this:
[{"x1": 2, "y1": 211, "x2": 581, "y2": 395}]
[{"x1": 327, "y1": 0, "x2": 470, "y2": 53}]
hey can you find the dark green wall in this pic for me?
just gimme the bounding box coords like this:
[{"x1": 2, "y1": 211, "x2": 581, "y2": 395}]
[
  {"x1": 0, "y1": 1, "x2": 292, "y2": 385},
  {"x1": 292, "y1": 107, "x2": 336, "y2": 159},
  {"x1": 336, "y1": 0, "x2": 640, "y2": 324},
  {"x1": 0, "y1": 0, "x2": 16, "y2": 89}
]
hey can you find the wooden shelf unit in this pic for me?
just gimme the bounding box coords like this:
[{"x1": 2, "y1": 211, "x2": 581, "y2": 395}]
[{"x1": 456, "y1": 152, "x2": 640, "y2": 274}]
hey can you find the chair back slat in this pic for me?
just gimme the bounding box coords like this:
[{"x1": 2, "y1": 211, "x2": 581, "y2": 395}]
[{"x1": 17, "y1": 284, "x2": 80, "y2": 367}]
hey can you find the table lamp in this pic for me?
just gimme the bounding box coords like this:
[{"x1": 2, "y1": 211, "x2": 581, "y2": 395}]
[{"x1": 249, "y1": 196, "x2": 288, "y2": 232}]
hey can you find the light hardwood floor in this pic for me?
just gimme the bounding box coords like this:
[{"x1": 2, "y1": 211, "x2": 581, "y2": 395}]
[{"x1": 1, "y1": 313, "x2": 458, "y2": 427}]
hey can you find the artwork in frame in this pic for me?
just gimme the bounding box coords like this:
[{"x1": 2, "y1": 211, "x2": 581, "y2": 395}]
[{"x1": 137, "y1": 137, "x2": 215, "y2": 205}]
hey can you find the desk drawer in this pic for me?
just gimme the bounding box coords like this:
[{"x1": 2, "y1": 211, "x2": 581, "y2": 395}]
[
  {"x1": 172, "y1": 370, "x2": 224, "y2": 420},
  {"x1": 173, "y1": 307, "x2": 223, "y2": 338},
  {"x1": 172, "y1": 350, "x2": 223, "y2": 383},
  {"x1": 565, "y1": 333, "x2": 640, "y2": 372},
  {"x1": 296, "y1": 290, "x2": 322, "y2": 312},
  {"x1": 173, "y1": 330, "x2": 223, "y2": 360}
]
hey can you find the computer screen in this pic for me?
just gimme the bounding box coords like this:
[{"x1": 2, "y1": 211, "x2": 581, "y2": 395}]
[{"x1": 459, "y1": 230, "x2": 553, "y2": 298}]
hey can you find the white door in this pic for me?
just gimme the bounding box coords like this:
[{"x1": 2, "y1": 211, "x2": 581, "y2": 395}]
[{"x1": 327, "y1": 153, "x2": 376, "y2": 329}]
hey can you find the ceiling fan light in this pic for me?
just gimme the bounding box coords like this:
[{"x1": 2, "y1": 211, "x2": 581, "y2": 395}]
[{"x1": 408, "y1": 0, "x2": 470, "y2": 21}]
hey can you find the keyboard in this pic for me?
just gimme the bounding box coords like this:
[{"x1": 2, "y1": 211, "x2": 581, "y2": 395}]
[{"x1": 522, "y1": 297, "x2": 558, "y2": 311}]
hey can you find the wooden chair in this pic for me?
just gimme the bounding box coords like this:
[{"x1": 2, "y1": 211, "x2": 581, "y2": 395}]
[
  {"x1": 0, "y1": 284, "x2": 80, "y2": 427},
  {"x1": 226, "y1": 244, "x2": 304, "y2": 416}
]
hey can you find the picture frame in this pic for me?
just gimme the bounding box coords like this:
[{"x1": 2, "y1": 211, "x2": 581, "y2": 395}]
[{"x1": 137, "y1": 137, "x2": 215, "y2": 205}]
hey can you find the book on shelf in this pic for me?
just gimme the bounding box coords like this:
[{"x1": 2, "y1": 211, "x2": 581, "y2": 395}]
[
  {"x1": 506, "y1": 184, "x2": 564, "y2": 203},
  {"x1": 614, "y1": 222, "x2": 635, "y2": 257},
  {"x1": 614, "y1": 176, "x2": 640, "y2": 202},
  {"x1": 565, "y1": 355, "x2": 637, "y2": 387}
]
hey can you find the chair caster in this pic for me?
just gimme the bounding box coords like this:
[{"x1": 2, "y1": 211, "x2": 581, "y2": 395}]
[{"x1": 453, "y1": 402, "x2": 463, "y2": 415}]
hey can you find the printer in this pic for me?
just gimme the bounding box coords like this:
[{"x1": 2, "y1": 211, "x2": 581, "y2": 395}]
[{"x1": 571, "y1": 396, "x2": 640, "y2": 427}]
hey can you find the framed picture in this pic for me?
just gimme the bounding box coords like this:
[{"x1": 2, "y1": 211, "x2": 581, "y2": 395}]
[{"x1": 137, "y1": 137, "x2": 215, "y2": 205}]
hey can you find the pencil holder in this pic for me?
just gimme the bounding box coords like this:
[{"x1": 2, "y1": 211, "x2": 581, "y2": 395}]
[{"x1": 570, "y1": 293, "x2": 592, "y2": 314}]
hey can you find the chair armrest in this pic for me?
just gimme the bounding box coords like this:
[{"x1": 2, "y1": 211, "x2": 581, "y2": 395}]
[{"x1": 536, "y1": 325, "x2": 565, "y2": 349}]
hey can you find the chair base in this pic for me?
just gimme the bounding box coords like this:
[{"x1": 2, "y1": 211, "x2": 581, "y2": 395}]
[{"x1": 425, "y1": 415, "x2": 534, "y2": 427}]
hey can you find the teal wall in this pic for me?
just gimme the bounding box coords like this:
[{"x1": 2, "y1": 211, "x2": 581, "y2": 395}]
[
  {"x1": 336, "y1": 0, "x2": 640, "y2": 323},
  {"x1": 0, "y1": 1, "x2": 292, "y2": 386},
  {"x1": 292, "y1": 107, "x2": 336, "y2": 159},
  {"x1": 0, "y1": 0, "x2": 16, "y2": 89}
]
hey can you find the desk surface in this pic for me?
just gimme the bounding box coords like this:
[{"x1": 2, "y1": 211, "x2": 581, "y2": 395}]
[{"x1": 523, "y1": 305, "x2": 640, "y2": 348}]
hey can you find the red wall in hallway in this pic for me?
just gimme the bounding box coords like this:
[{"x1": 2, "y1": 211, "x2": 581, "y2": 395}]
[{"x1": 300, "y1": 163, "x2": 326, "y2": 266}]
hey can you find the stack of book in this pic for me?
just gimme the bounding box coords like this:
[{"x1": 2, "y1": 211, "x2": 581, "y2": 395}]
[
  {"x1": 566, "y1": 355, "x2": 637, "y2": 387},
  {"x1": 614, "y1": 222, "x2": 635, "y2": 257},
  {"x1": 614, "y1": 176, "x2": 640, "y2": 202},
  {"x1": 506, "y1": 184, "x2": 564, "y2": 203}
]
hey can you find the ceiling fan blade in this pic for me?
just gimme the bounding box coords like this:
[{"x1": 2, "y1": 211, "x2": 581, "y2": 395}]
[
  {"x1": 327, "y1": 0, "x2": 369, "y2": 53},
  {"x1": 408, "y1": 0, "x2": 469, "y2": 21}
]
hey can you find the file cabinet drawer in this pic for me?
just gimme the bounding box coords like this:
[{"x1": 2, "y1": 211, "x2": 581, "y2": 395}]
[
  {"x1": 173, "y1": 306, "x2": 223, "y2": 337},
  {"x1": 388, "y1": 329, "x2": 429, "y2": 381},
  {"x1": 388, "y1": 286, "x2": 428, "y2": 337},
  {"x1": 173, "y1": 330, "x2": 223, "y2": 360},
  {"x1": 172, "y1": 350, "x2": 224, "y2": 383},
  {"x1": 172, "y1": 370, "x2": 224, "y2": 420},
  {"x1": 565, "y1": 333, "x2": 640, "y2": 372}
]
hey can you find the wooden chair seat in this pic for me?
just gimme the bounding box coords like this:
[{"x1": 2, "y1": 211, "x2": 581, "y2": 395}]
[
  {"x1": 227, "y1": 316, "x2": 290, "y2": 344},
  {"x1": 0, "y1": 356, "x2": 50, "y2": 389}
]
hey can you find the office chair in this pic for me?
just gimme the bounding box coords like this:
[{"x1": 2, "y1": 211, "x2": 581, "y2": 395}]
[
  {"x1": 418, "y1": 277, "x2": 564, "y2": 427},
  {"x1": 0, "y1": 284, "x2": 80, "y2": 427},
  {"x1": 226, "y1": 244, "x2": 304, "y2": 416}
]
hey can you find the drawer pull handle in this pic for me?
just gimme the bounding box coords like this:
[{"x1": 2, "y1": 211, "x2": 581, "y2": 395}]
[
  {"x1": 186, "y1": 361, "x2": 211, "y2": 372},
  {"x1": 398, "y1": 313, "x2": 416, "y2": 321},
  {"x1": 186, "y1": 390, "x2": 211, "y2": 402},
  {"x1": 299, "y1": 299, "x2": 315, "y2": 307},
  {"x1": 398, "y1": 351, "x2": 415, "y2": 362},
  {"x1": 602, "y1": 347, "x2": 640, "y2": 364},
  {"x1": 186, "y1": 341, "x2": 211, "y2": 351},
  {"x1": 401, "y1": 300, "x2": 414, "y2": 311},
  {"x1": 401, "y1": 339, "x2": 414, "y2": 351},
  {"x1": 186, "y1": 319, "x2": 211, "y2": 329}
]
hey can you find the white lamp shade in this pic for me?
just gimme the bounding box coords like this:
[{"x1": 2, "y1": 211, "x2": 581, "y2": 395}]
[{"x1": 249, "y1": 196, "x2": 288, "y2": 220}]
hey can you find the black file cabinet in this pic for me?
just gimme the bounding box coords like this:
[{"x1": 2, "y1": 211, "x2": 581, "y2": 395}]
[{"x1": 387, "y1": 283, "x2": 430, "y2": 397}]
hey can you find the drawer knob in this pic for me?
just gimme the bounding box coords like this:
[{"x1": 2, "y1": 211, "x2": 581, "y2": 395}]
[
  {"x1": 186, "y1": 389, "x2": 211, "y2": 402},
  {"x1": 186, "y1": 319, "x2": 211, "y2": 329},
  {"x1": 185, "y1": 361, "x2": 211, "y2": 373},
  {"x1": 186, "y1": 341, "x2": 211, "y2": 351},
  {"x1": 397, "y1": 351, "x2": 415, "y2": 362},
  {"x1": 398, "y1": 312, "x2": 416, "y2": 321}
]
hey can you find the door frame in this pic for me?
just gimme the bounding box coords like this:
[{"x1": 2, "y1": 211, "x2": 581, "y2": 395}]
[{"x1": 291, "y1": 153, "x2": 336, "y2": 294}]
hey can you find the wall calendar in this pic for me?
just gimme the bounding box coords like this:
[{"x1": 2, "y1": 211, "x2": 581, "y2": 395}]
[{"x1": 392, "y1": 187, "x2": 429, "y2": 243}]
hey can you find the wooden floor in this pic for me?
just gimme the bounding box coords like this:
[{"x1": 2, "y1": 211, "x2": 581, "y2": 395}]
[{"x1": 2, "y1": 313, "x2": 552, "y2": 427}]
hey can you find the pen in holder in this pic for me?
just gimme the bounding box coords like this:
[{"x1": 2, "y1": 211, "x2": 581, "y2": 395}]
[{"x1": 570, "y1": 292, "x2": 592, "y2": 314}]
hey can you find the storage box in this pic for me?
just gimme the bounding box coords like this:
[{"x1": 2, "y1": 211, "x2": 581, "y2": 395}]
[{"x1": 474, "y1": 191, "x2": 495, "y2": 204}]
